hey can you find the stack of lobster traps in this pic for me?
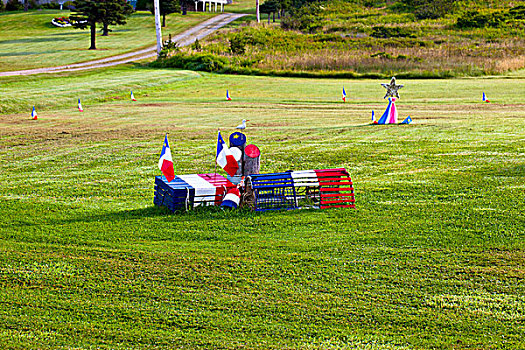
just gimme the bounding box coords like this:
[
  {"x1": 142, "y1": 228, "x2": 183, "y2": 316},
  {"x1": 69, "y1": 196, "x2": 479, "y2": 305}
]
[{"x1": 154, "y1": 168, "x2": 355, "y2": 212}]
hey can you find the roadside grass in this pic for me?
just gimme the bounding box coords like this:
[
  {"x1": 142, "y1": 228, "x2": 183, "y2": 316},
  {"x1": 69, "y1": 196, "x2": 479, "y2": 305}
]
[
  {"x1": 0, "y1": 68, "x2": 524, "y2": 349},
  {"x1": 0, "y1": 10, "x2": 213, "y2": 72},
  {"x1": 227, "y1": 0, "x2": 256, "y2": 14}
]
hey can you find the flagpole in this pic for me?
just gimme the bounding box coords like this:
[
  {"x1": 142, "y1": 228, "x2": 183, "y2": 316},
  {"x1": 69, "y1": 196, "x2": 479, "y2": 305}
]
[{"x1": 215, "y1": 129, "x2": 218, "y2": 176}]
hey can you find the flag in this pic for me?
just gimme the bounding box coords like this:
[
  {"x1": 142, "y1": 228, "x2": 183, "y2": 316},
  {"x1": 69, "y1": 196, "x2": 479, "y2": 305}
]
[
  {"x1": 78, "y1": 99, "x2": 83, "y2": 112},
  {"x1": 371, "y1": 110, "x2": 377, "y2": 124},
  {"x1": 31, "y1": 106, "x2": 38, "y2": 120},
  {"x1": 158, "y1": 134, "x2": 175, "y2": 182},
  {"x1": 401, "y1": 116, "x2": 412, "y2": 124},
  {"x1": 377, "y1": 97, "x2": 398, "y2": 124},
  {"x1": 226, "y1": 90, "x2": 231, "y2": 101},
  {"x1": 482, "y1": 92, "x2": 490, "y2": 103},
  {"x1": 342, "y1": 87, "x2": 346, "y2": 102},
  {"x1": 216, "y1": 130, "x2": 238, "y2": 177},
  {"x1": 131, "y1": 90, "x2": 137, "y2": 101}
]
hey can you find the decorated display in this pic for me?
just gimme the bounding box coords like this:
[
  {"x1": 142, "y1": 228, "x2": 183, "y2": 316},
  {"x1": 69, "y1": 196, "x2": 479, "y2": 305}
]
[
  {"x1": 153, "y1": 128, "x2": 355, "y2": 212},
  {"x1": 375, "y1": 77, "x2": 413, "y2": 125}
]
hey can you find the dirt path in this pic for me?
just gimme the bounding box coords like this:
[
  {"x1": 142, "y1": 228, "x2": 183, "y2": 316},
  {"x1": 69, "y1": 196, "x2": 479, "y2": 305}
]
[{"x1": 0, "y1": 13, "x2": 246, "y2": 77}]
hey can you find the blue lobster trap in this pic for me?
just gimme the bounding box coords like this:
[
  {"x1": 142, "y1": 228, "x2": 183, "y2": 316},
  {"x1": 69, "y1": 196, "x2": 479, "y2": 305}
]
[{"x1": 154, "y1": 173, "x2": 236, "y2": 212}]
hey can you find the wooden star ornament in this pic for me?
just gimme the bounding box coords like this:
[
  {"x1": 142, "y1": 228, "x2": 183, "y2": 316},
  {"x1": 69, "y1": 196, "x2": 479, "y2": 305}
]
[{"x1": 381, "y1": 77, "x2": 403, "y2": 99}]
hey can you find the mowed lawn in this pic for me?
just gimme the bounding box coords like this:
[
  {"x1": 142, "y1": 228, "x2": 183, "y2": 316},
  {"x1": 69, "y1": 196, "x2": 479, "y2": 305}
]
[
  {"x1": 0, "y1": 68, "x2": 524, "y2": 349},
  {"x1": 0, "y1": 10, "x2": 214, "y2": 71}
]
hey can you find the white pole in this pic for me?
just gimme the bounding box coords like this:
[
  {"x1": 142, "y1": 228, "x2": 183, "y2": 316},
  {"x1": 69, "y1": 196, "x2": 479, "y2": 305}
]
[
  {"x1": 153, "y1": 0, "x2": 163, "y2": 57},
  {"x1": 256, "y1": 0, "x2": 260, "y2": 23}
]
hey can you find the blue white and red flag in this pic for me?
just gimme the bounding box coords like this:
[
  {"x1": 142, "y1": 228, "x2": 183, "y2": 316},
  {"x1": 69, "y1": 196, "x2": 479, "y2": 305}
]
[
  {"x1": 158, "y1": 134, "x2": 175, "y2": 182},
  {"x1": 342, "y1": 87, "x2": 346, "y2": 102},
  {"x1": 216, "y1": 130, "x2": 238, "y2": 177},
  {"x1": 31, "y1": 106, "x2": 38, "y2": 120},
  {"x1": 78, "y1": 99, "x2": 83, "y2": 112},
  {"x1": 482, "y1": 92, "x2": 490, "y2": 103},
  {"x1": 226, "y1": 90, "x2": 231, "y2": 101},
  {"x1": 131, "y1": 90, "x2": 137, "y2": 101}
]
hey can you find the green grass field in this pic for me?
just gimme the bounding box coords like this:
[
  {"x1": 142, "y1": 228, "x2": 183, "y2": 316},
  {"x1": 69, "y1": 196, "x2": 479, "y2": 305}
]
[
  {"x1": 0, "y1": 10, "x2": 214, "y2": 71},
  {"x1": 0, "y1": 67, "x2": 524, "y2": 349}
]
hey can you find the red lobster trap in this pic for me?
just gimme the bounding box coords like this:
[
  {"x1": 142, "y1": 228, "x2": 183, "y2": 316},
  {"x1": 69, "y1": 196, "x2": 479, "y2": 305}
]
[{"x1": 246, "y1": 168, "x2": 355, "y2": 211}]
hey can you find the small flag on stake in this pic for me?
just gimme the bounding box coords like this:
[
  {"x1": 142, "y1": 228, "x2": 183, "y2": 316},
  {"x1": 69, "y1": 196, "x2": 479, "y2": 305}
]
[
  {"x1": 226, "y1": 90, "x2": 231, "y2": 101},
  {"x1": 31, "y1": 106, "x2": 38, "y2": 120},
  {"x1": 401, "y1": 116, "x2": 412, "y2": 124},
  {"x1": 158, "y1": 134, "x2": 175, "y2": 182},
  {"x1": 131, "y1": 90, "x2": 137, "y2": 101},
  {"x1": 342, "y1": 87, "x2": 346, "y2": 102},
  {"x1": 78, "y1": 99, "x2": 84, "y2": 112},
  {"x1": 482, "y1": 92, "x2": 490, "y2": 103},
  {"x1": 371, "y1": 110, "x2": 377, "y2": 124}
]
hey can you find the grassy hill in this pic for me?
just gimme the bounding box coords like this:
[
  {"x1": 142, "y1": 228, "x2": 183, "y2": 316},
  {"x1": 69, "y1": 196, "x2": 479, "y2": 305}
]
[
  {"x1": 0, "y1": 67, "x2": 524, "y2": 348},
  {"x1": 154, "y1": 0, "x2": 525, "y2": 77}
]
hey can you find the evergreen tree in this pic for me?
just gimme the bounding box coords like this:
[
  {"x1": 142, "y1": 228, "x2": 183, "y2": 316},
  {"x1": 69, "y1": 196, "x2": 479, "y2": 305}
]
[
  {"x1": 148, "y1": 0, "x2": 180, "y2": 27},
  {"x1": 260, "y1": 0, "x2": 279, "y2": 23},
  {"x1": 101, "y1": 0, "x2": 134, "y2": 36},
  {"x1": 71, "y1": 0, "x2": 133, "y2": 49}
]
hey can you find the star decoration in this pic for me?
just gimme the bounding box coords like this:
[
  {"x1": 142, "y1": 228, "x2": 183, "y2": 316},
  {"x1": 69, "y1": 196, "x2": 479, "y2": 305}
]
[{"x1": 381, "y1": 77, "x2": 403, "y2": 99}]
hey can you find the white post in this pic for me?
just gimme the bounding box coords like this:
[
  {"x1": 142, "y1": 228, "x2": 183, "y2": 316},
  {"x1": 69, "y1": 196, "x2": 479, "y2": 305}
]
[
  {"x1": 209, "y1": 1, "x2": 211, "y2": 12},
  {"x1": 214, "y1": 1, "x2": 217, "y2": 12},
  {"x1": 153, "y1": 0, "x2": 162, "y2": 57},
  {"x1": 221, "y1": 2, "x2": 223, "y2": 11},
  {"x1": 256, "y1": 0, "x2": 260, "y2": 23}
]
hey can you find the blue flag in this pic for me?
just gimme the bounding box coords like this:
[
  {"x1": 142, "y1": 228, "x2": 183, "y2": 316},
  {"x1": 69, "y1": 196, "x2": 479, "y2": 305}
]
[{"x1": 401, "y1": 116, "x2": 412, "y2": 124}]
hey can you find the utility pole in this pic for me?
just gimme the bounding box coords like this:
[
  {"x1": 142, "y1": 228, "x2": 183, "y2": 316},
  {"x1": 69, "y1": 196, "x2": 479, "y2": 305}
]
[
  {"x1": 154, "y1": 0, "x2": 163, "y2": 57},
  {"x1": 256, "y1": 0, "x2": 260, "y2": 23}
]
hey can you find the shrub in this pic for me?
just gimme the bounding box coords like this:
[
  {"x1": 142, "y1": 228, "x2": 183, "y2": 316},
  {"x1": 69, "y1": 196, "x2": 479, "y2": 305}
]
[
  {"x1": 153, "y1": 52, "x2": 230, "y2": 72},
  {"x1": 5, "y1": 0, "x2": 23, "y2": 11},
  {"x1": 0, "y1": 0, "x2": 5, "y2": 12},
  {"x1": 229, "y1": 34, "x2": 246, "y2": 55},
  {"x1": 281, "y1": 3, "x2": 324, "y2": 33},
  {"x1": 371, "y1": 26, "x2": 416, "y2": 38},
  {"x1": 191, "y1": 38, "x2": 202, "y2": 52},
  {"x1": 456, "y1": 10, "x2": 506, "y2": 28}
]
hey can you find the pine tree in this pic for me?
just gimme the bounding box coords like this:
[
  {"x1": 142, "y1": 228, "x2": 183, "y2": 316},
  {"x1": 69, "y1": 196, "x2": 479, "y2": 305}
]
[
  {"x1": 71, "y1": 0, "x2": 133, "y2": 49},
  {"x1": 102, "y1": 0, "x2": 134, "y2": 36},
  {"x1": 148, "y1": 0, "x2": 180, "y2": 27}
]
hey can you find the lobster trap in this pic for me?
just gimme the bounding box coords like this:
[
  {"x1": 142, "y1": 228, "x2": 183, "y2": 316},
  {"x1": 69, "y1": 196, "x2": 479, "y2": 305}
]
[
  {"x1": 154, "y1": 173, "x2": 236, "y2": 212},
  {"x1": 247, "y1": 168, "x2": 355, "y2": 211}
]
